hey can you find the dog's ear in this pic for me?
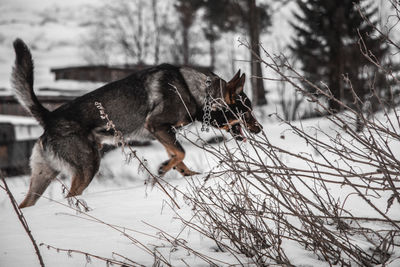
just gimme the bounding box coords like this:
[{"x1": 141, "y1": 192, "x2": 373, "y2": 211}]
[
  {"x1": 224, "y1": 73, "x2": 246, "y2": 104},
  {"x1": 228, "y1": 70, "x2": 241, "y2": 84},
  {"x1": 235, "y1": 73, "x2": 245, "y2": 95}
]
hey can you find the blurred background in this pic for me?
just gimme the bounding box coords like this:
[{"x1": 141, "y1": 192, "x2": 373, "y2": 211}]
[{"x1": 0, "y1": 0, "x2": 396, "y2": 175}]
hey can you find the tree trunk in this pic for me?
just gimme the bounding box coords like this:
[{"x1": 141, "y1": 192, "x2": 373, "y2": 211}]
[
  {"x1": 209, "y1": 37, "x2": 216, "y2": 70},
  {"x1": 152, "y1": 0, "x2": 160, "y2": 64},
  {"x1": 247, "y1": 0, "x2": 267, "y2": 106},
  {"x1": 230, "y1": 35, "x2": 236, "y2": 76},
  {"x1": 183, "y1": 25, "x2": 190, "y2": 65},
  {"x1": 328, "y1": 7, "x2": 345, "y2": 113},
  {"x1": 135, "y1": 0, "x2": 144, "y2": 63}
]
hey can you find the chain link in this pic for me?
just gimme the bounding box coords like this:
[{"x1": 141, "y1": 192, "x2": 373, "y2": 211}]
[{"x1": 201, "y1": 76, "x2": 212, "y2": 132}]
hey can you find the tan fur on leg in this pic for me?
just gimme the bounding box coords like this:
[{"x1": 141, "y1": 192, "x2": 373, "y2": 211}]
[
  {"x1": 174, "y1": 161, "x2": 200, "y2": 176},
  {"x1": 66, "y1": 174, "x2": 85, "y2": 198}
]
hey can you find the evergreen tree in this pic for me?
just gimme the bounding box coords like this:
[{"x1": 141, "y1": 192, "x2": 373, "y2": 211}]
[{"x1": 290, "y1": 0, "x2": 389, "y2": 112}]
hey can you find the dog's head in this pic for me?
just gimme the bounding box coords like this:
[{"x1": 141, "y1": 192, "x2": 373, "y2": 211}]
[{"x1": 209, "y1": 70, "x2": 262, "y2": 141}]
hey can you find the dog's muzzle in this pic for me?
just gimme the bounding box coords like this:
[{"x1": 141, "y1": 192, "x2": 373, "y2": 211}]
[
  {"x1": 248, "y1": 123, "x2": 262, "y2": 134},
  {"x1": 246, "y1": 115, "x2": 263, "y2": 134},
  {"x1": 230, "y1": 118, "x2": 262, "y2": 141},
  {"x1": 231, "y1": 123, "x2": 245, "y2": 141}
]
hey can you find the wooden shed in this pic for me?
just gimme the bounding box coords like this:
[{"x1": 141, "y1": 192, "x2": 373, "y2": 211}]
[{"x1": 0, "y1": 115, "x2": 42, "y2": 176}]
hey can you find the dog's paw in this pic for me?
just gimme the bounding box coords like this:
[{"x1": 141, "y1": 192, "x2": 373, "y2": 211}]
[
  {"x1": 173, "y1": 162, "x2": 200, "y2": 176},
  {"x1": 158, "y1": 166, "x2": 166, "y2": 176},
  {"x1": 184, "y1": 170, "x2": 201, "y2": 176},
  {"x1": 179, "y1": 168, "x2": 201, "y2": 176},
  {"x1": 158, "y1": 160, "x2": 170, "y2": 176}
]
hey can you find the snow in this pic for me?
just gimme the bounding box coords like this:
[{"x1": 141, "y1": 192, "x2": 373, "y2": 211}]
[
  {"x1": 0, "y1": 179, "x2": 217, "y2": 266},
  {"x1": 1, "y1": 115, "x2": 399, "y2": 266}
]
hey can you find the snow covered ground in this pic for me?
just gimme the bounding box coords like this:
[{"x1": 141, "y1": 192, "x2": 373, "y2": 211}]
[{"x1": 1, "y1": 116, "x2": 399, "y2": 266}]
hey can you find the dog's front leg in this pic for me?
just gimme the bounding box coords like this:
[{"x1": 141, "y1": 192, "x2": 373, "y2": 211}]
[
  {"x1": 174, "y1": 162, "x2": 200, "y2": 176},
  {"x1": 153, "y1": 128, "x2": 185, "y2": 175},
  {"x1": 148, "y1": 127, "x2": 198, "y2": 176}
]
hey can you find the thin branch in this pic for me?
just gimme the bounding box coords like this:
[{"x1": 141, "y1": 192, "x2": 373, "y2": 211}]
[{"x1": 1, "y1": 176, "x2": 46, "y2": 267}]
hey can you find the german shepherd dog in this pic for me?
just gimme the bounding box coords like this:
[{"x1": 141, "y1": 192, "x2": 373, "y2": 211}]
[{"x1": 12, "y1": 39, "x2": 262, "y2": 208}]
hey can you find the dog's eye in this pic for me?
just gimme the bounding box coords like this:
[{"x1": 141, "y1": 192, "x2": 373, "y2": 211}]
[{"x1": 243, "y1": 112, "x2": 251, "y2": 120}]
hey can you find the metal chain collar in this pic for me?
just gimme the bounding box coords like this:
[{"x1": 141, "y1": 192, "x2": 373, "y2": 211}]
[{"x1": 201, "y1": 76, "x2": 212, "y2": 132}]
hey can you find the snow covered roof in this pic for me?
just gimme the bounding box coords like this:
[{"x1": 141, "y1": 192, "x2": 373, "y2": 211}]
[
  {"x1": 0, "y1": 114, "x2": 38, "y2": 126},
  {"x1": 0, "y1": 83, "x2": 97, "y2": 98}
]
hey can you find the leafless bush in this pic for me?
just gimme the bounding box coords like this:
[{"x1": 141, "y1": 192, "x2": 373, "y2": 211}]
[
  {"x1": 179, "y1": 109, "x2": 400, "y2": 264},
  {"x1": 163, "y1": 5, "x2": 400, "y2": 266},
  {"x1": 172, "y1": 84, "x2": 400, "y2": 266}
]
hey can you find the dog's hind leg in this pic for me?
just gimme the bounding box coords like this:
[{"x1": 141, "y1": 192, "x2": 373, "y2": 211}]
[
  {"x1": 19, "y1": 142, "x2": 59, "y2": 208},
  {"x1": 66, "y1": 168, "x2": 98, "y2": 198},
  {"x1": 65, "y1": 140, "x2": 100, "y2": 198},
  {"x1": 66, "y1": 172, "x2": 85, "y2": 198}
]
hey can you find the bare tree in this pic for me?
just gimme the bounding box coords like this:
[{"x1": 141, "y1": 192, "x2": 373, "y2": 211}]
[
  {"x1": 197, "y1": 0, "x2": 271, "y2": 105},
  {"x1": 83, "y1": 0, "x2": 170, "y2": 65},
  {"x1": 174, "y1": 0, "x2": 202, "y2": 65},
  {"x1": 152, "y1": 0, "x2": 160, "y2": 64},
  {"x1": 247, "y1": 0, "x2": 268, "y2": 106}
]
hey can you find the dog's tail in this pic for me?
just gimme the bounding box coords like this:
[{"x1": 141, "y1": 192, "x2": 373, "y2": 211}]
[{"x1": 11, "y1": 38, "x2": 49, "y2": 126}]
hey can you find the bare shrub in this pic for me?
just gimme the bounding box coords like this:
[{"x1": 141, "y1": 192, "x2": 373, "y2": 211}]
[
  {"x1": 163, "y1": 3, "x2": 400, "y2": 266},
  {"x1": 176, "y1": 106, "x2": 400, "y2": 264}
]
